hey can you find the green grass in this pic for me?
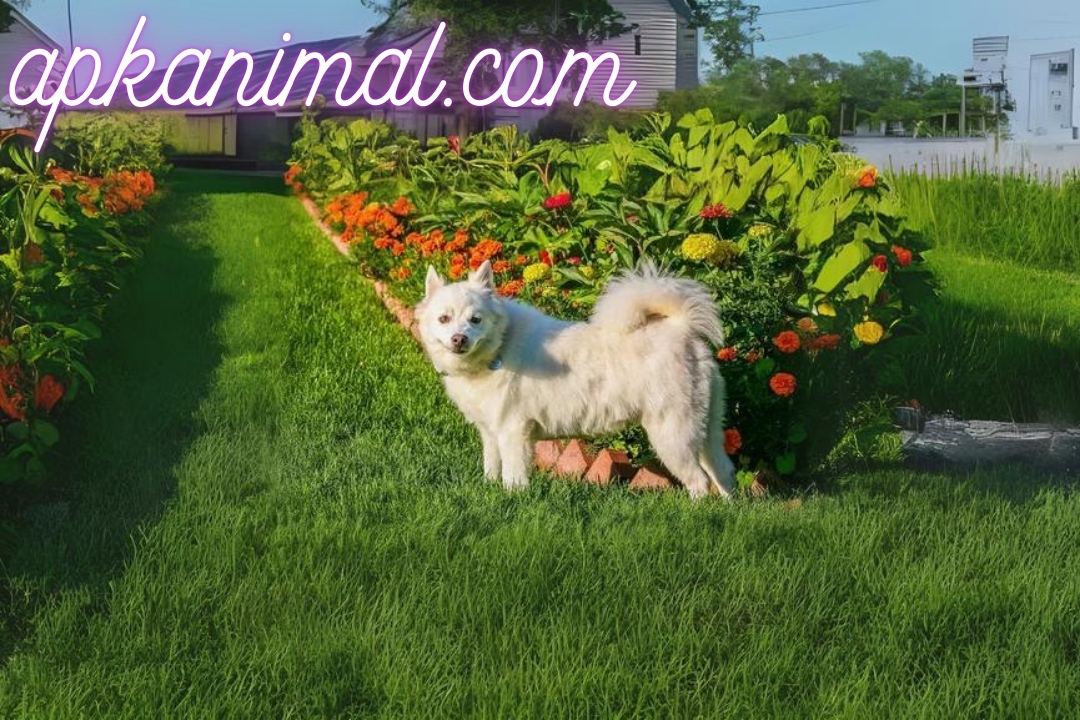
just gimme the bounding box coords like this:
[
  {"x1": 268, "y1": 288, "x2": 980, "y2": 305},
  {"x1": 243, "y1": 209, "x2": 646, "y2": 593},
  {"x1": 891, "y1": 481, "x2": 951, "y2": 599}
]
[
  {"x1": 891, "y1": 169, "x2": 1080, "y2": 274},
  {"x1": 2, "y1": 171, "x2": 1080, "y2": 718}
]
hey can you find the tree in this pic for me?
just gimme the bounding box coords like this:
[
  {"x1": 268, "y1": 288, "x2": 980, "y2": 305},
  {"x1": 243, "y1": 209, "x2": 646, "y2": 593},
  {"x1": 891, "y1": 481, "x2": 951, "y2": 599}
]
[
  {"x1": 686, "y1": 0, "x2": 763, "y2": 75},
  {"x1": 1, "y1": 0, "x2": 30, "y2": 33}
]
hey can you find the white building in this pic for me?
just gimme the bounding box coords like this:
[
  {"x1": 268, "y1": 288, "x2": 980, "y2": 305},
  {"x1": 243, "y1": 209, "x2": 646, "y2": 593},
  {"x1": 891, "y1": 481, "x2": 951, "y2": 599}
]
[{"x1": 0, "y1": 5, "x2": 67, "y2": 129}]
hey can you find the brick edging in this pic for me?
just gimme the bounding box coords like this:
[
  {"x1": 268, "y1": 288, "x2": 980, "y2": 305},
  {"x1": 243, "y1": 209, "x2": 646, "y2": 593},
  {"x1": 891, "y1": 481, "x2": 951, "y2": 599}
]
[{"x1": 297, "y1": 192, "x2": 763, "y2": 495}]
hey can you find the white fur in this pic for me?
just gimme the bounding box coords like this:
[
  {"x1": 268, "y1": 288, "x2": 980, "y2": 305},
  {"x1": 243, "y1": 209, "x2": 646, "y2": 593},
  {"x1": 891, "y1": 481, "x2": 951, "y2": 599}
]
[{"x1": 416, "y1": 260, "x2": 737, "y2": 499}]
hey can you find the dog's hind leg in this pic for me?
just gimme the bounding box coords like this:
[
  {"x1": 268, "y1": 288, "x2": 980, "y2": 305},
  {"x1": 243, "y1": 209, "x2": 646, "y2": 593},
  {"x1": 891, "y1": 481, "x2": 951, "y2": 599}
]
[
  {"x1": 497, "y1": 429, "x2": 533, "y2": 491},
  {"x1": 642, "y1": 412, "x2": 715, "y2": 500}
]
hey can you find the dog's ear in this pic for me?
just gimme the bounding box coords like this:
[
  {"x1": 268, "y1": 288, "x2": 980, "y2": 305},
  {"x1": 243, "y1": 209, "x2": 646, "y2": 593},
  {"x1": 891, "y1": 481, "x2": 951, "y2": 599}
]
[
  {"x1": 470, "y1": 259, "x2": 494, "y2": 290},
  {"x1": 425, "y1": 265, "x2": 444, "y2": 298}
]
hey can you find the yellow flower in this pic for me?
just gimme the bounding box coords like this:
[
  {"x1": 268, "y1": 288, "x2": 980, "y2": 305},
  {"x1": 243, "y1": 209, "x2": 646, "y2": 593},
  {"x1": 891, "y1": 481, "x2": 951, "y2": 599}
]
[
  {"x1": 580, "y1": 266, "x2": 595, "y2": 279},
  {"x1": 748, "y1": 222, "x2": 773, "y2": 238},
  {"x1": 523, "y1": 262, "x2": 551, "y2": 283},
  {"x1": 681, "y1": 233, "x2": 740, "y2": 266},
  {"x1": 816, "y1": 302, "x2": 837, "y2": 317},
  {"x1": 854, "y1": 320, "x2": 885, "y2": 345}
]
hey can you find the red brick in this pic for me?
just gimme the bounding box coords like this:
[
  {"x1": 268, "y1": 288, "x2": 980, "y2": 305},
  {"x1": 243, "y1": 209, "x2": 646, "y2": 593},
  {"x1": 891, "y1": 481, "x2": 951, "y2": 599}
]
[
  {"x1": 554, "y1": 439, "x2": 594, "y2": 478},
  {"x1": 533, "y1": 440, "x2": 564, "y2": 471},
  {"x1": 584, "y1": 449, "x2": 634, "y2": 486},
  {"x1": 629, "y1": 466, "x2": 677, "y2": 491}
]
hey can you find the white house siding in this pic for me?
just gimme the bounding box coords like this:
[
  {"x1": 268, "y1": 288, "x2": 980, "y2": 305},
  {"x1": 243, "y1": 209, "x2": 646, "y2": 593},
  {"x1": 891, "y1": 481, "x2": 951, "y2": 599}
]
[{"x1": 0, "y1": 16, "x2": 66, "y2": 129}]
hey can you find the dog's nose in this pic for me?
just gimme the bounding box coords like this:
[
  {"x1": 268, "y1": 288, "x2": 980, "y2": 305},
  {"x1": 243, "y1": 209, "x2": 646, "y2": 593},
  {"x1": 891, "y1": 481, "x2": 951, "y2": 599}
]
[{"x1": 450, "y1": 333, "x2": 468, "y2": 352}]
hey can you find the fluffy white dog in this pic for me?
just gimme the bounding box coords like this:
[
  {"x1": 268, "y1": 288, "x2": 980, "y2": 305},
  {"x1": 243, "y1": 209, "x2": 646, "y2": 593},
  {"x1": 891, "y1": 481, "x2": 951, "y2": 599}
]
[{"x1": 416, "y1": 259, "x2": 736, "y2": 499}]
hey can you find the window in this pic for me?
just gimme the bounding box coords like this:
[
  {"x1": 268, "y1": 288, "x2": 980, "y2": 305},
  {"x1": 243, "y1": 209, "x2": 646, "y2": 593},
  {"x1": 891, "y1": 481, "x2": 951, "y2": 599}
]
[
  {"x1": 635, "y1": 35, "x2": 641, "y2": 55},
  {"x1": 1050, "y1": 62, "x2": 1069, "y2": 75}
]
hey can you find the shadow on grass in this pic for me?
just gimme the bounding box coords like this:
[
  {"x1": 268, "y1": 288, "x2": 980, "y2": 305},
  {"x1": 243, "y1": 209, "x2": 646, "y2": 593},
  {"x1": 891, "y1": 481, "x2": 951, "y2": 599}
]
[{"x1": 0, "y1": 177, "x2": 231, "y2": 663}]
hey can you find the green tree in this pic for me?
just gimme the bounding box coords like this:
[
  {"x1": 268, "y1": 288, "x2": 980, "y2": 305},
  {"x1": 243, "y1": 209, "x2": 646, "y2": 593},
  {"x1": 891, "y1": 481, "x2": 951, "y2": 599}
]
[
  {"x1": 687, "y1": 0, "x2": 763, "y2": 74},
  {"x1": 1, "y1": 0, "x2": 31, "y2": 33}
]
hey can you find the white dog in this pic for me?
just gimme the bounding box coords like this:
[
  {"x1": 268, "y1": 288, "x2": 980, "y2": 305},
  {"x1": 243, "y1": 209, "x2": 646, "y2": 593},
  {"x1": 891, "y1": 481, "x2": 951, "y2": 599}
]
[{"x1": 416, "y1": 259, "x2": 736, "y2": 499}]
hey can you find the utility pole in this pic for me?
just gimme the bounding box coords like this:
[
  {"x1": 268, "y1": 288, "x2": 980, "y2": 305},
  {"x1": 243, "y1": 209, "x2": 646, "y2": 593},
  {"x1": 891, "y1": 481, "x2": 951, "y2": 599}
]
[{"x1": 67, "y1": 0, "x2": 77, "y2": 96}]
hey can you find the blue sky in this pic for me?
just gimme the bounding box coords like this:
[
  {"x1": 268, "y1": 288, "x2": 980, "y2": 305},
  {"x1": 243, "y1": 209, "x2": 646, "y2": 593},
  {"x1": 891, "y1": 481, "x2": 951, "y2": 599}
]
[{"x1": 17, "y1": 0, "x2": 1080, "y2": 84}]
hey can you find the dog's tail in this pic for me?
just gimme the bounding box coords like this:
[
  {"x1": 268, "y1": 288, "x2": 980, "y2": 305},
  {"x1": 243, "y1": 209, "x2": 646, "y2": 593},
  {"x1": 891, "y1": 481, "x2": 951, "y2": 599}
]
[{"x1": 590, "y1": 260, "x2": 723, "y2": 345}]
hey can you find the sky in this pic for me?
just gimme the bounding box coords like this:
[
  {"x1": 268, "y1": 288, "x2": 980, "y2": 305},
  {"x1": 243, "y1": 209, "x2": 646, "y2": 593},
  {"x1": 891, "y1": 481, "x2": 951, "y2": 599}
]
[{"x1": 14, "y1": 0, "x2": 1080, "y2": 87}]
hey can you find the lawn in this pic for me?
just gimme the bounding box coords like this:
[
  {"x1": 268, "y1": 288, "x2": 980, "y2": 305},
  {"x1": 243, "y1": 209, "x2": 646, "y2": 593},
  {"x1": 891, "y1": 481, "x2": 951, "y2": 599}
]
[{"x1": 1, "y1": 170, "x2": 1078, "y2": 718}]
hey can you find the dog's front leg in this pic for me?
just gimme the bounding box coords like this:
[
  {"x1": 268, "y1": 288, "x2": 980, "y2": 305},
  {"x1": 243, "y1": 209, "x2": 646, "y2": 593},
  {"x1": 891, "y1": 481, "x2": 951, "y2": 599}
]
[
  {"x1": 498, "y1": 431, "x2": 533, "y2": 491},
  {"x1": 479, "y1": 426, "x2": 501, "y2": 482}
]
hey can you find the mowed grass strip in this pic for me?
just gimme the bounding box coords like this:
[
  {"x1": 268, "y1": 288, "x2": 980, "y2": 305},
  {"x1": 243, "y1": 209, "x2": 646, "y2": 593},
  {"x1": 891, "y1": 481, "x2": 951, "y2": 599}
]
[{"x1": 1, "y1": 171, "x2": 1079, "y2": 719}]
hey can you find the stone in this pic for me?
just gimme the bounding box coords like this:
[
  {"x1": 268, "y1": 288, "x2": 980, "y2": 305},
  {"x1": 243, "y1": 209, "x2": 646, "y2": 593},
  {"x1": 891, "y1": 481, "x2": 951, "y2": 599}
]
[
  {"x1": 533, "y1": 440, "x2": 564, "y2": 471},
  {"x1": 629, "y1": 466, "x2": 677, "y2": 491},
  {"x1": 584, "y1": 449, "x2": 634, "y2": 486},
  {"x1": 554, "y1": 439, "x2": 595, "y2": 478}
]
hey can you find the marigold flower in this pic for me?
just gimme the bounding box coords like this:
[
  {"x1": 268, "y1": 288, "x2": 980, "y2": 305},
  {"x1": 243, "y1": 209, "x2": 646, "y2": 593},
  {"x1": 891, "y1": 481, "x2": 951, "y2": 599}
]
[
  {"x1": 447, "y1": 135, "x2": 460, "y2": 155},
  {"x1": 0, "y1": 363, "x2": 26, "y2": 420},
  {"x1": 539, "y1": 249, "x2": 553, "y2": 266},
  {"x1": 854, "y1": 320, "x2": 885, "y2": 345},
  {"x1": 870, "y1": 255, "x2": 888, "y2": 273},
  {"x1": 492, "y1": 259, "x2": 511, "y2": 273},
  {"x1": 681, "y1": 233, "x2": 740, "y2": 266},
  {"x1": 716, "y1": 347, "x2": 738, "y2": 362},
  {"x1": 809, "y1": 333, "x2": 842, "y2": 351},
  {"x1": 699, "y1": 202, "x2": 734, "y2": 219},
  {"x1": 748, "y1": 222, "x2": 773, "y2": 238},
  {"x1": 816, "y1": 302, "x2": 836, "y2": 317},
  {"x1": 796, "y1": 317, "x2": 819, "y2": 335},
  {"x1": 891, "y1": 244, "x2": 913, "y2": 267},
  {"x1": 449, "y1": 264, "x2": 465, "y2": 280},
  {"x1": 391, "y1": 241, "x2": 406, "y2": 256},
  {"x1": 724, "y1": 428, "x2": 742, "y2": 455},
  {"x1": 522, "y1": 263, "x2": 551, "y2": 283},
  {"x1": 543, "y1": 192, "x2": 572, "y2": 210},
  {"x1": 855, "y1": 165, "x2": 877, "y2": 188},
  {"x1": 514, "y1": 254, "x2": 529, "y2": 266},
  {"x1": 498, "y1": 279, "x2": 524, "y2": 297},
  {"x1": 769, "y1": 372, "x2": 797, "y2": 397},
  {"x1": 744, "y1": 351, "x2": 761, "y2": 363},
  {"x1": 389, "y1": 197, "x2": 414, "y2": 217},
  {"x1": 22, "y1": 242, "x2": 44, "y2": 265},
  {"x1": 773, "y1": 330, "x2": 801, "y2": 354}
]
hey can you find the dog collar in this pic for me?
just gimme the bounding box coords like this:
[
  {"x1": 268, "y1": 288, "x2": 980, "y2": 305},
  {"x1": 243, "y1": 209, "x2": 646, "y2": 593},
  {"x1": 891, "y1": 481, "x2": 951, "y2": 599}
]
[{"x1": 439, "y1": 356, "x2": 502, "y2": 377}]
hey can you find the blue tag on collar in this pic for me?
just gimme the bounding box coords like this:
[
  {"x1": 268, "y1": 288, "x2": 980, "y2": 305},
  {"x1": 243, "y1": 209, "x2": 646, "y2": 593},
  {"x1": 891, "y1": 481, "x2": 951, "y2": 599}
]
[{"x1": 488, "y1": 357, "x2": 503, "y2": 371}]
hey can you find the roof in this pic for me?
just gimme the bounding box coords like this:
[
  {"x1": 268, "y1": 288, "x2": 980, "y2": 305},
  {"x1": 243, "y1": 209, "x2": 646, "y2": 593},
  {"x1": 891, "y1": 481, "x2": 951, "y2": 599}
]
[{"x1": 4, "y1": 4, "x2": 65, "y2": 52}]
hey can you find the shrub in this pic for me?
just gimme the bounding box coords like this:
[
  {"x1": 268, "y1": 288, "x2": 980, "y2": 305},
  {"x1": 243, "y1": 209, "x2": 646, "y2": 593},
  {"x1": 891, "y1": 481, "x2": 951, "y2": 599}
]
[
  {"x1": 288, "y1": 110, "x2": 936, "y2": 483},
  {"x1": 534, "y1": 101, "x2": 648, "y2": 142},
  {"x1": 0, "y1": 134, "x2": 158, "y2": 484},
  {"x1": 51, "y1": 112, "x2": 172, "y2": 177}
]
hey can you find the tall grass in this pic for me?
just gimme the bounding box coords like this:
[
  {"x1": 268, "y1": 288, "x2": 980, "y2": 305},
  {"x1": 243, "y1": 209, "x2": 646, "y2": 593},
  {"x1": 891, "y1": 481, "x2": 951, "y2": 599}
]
[{"x1": 891, "y1": 168, "x2": 1080, "y2": 273}]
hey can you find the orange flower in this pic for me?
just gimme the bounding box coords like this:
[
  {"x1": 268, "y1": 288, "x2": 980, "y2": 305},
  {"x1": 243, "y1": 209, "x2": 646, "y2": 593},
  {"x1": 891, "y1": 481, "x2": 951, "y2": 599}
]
[
  {"x1": 21, "y1": 242, "x2": 44, "y2": 265},
  {"x1": 0, "y1": 364, "x2": 26, "y2": 421},
  {"x1": 391, "y1": 241, "x2": 406, "y2": 256},
  {"x1": 514, "y1": 254, "x2": 529, "y2": 266},
  {"x1": 769, "y1": 372, "x2": 797, "y2": 397},
  {"x1": 497, "y1": 279, "x2": 524, "y2": 297},
  {"x1": 389, "y1": 196, "x2": 414, "y2": 217},
  {"x1": 716, "y1": 347, "x2": 738, "y2": 362},
  {"x1": 448, "y1": 264, "x2": 466, "y2": 280},
  {"x1": 723, "y1": 428, "x2": 742, "y2": 455},
  {"x1": 744, "y1": 351, "x2": 761, "y2": 363},
  {"x1": 855, "y1": 165, "x2": 877, "y2": 188},
  {"x1": 492, "y1": 259, "x2": 511, "y2": 273},
  {"x1": 891, "y1": 245, "x2": 913, "y2": 267},
  {"x1": 809, "y1": 333, "x2": 842, "y2": 351},
  {"x1": 772, "y1": 330, "x2": 801, "y2": 354},
  {"x1": 796, "y1": 317, "x2": 819, "y2": 335},
  {"x1": 34, "y1": 374, "x2": 64, "y2": 412}
]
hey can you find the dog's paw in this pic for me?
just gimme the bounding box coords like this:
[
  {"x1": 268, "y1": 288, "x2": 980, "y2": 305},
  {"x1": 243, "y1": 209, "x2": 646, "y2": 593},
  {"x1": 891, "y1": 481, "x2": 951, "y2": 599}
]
[{"x1": 502, "y1": 475, "x2": 531, "y2": 492}]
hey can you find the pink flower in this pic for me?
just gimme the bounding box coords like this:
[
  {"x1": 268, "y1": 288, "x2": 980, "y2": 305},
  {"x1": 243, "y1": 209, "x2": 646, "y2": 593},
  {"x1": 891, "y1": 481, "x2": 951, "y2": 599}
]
[
  {"x1": 699, "y1": 203, "x2": 734, "y2": 219},
  {"x1": 543, "y1": 192, "x2": 572, "y2": 210}
]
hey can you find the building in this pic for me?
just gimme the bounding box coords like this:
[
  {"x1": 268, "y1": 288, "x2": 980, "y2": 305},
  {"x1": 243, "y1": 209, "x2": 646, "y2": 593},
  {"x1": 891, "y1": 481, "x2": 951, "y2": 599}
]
[
  {"x1": 0, "y1": 5, "x2": 67, "y2": 129},
  {"x1": 74, "y1": 0, "x2": 697, "y2": 167},
  {"x1": 1027, "y1": 49, "x2": 1075, "y2": 137}
]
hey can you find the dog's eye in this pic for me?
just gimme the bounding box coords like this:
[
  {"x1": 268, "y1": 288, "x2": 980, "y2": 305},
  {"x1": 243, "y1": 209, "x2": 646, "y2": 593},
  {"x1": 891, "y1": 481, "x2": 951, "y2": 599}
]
[
  {"x1": 469, "y1": 316, "x2": 481, "y2": 325},
  {"x1": 438, "y1": 314, "x2": 451, "y2": 324}
]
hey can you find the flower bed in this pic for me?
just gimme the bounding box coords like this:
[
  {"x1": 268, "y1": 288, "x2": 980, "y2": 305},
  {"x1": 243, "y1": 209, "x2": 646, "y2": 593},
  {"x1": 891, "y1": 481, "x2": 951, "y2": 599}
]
[
  {"x1": 287, "y1": 111, "x2": 936, "y2": 487},
  {"x1": 0, "y1": 130, "x2": 160, "y2": 485}
]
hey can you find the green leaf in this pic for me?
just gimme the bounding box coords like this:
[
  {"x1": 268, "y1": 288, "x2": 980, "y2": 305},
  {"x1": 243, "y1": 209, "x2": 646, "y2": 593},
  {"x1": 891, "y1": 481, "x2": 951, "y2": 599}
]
[
  {"x1": 813, "y1": 241, "x2": 870, "y2": 293},
  {"x1": 775, "y1": 452, "x2": 797, "y2": 475},
  {"x1": 6, "y1": 422, "x2": 29, "y2": 441},
  {"x1": 33, "y1": 420, "x2": 60, "y2": 448},
  {"x1": 787, "y1": 422, "x2": 808, "y2": 445},
  {"x1": 843, "y1": 266, "x2": 887, "y2": 302},
  {"x1": 797, "y1": 205, "x2": 836, "y2": 250}
]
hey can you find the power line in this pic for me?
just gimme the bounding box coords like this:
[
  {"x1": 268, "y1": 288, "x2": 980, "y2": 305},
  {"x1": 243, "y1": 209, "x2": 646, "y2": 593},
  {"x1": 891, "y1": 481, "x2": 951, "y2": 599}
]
[
  {"x1": 759, "y1": 0, "x2": 879, "y2": 16},
  {"x1": 759, "y1": 25, "x2": 850, "y2": 42}
]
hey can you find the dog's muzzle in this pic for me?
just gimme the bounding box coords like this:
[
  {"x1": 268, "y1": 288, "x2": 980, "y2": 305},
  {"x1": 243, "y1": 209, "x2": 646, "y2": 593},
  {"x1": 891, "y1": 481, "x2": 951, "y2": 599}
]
[{"x1": 450, "y1": 333, "x2": 469, "y2": 353}]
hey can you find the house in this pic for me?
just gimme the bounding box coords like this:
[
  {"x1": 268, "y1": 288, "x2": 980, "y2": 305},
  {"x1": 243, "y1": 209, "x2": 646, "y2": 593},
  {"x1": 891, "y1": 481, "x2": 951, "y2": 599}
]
[
  {"x1": 0, "y1": 4, "x2": 67, "y2": 129},
  {"x1": 74, "y1": 0, "x2": 697, "y2": 167}
]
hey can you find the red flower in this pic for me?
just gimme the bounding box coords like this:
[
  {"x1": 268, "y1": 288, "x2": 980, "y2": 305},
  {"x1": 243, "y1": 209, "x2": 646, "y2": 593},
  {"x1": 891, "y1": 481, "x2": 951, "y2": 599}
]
[
  {"x1": 0, "y1": 364, "x2": 26, "y2": 421},
  {"x1": 543, "y1": 192, "x2": 572, "y2": 210},
  {"x1": 716, "y1": 346, "x2": 738, "y2": 362},
  {"x1": 567, "y1": 256, "x2": 581, "y2": 265},
  {"x1": 699, "y1": 203, "x2": 734, "y2": 219},
  {"x1": 744, "y1": 351, "x2": 761, "y2": 363},
  {"x1": 772, "y1": 330, "x2": 801, "y2": 354},
  {"x1": 856, "y1": 165, "x2": 878, "y2": 188},
  {"x1": 769, "y1": 372, "x2": 797, "y2": 397},
  {"x1": 447, "y1": 135, "x2": 460, "y2": 155},
  {"x1": 870, "y1": 255, "x2": 888, "y2": 273},
  {"x1": 724, "y1": 428, "x2": 742, "y2": 455},
  {"x1": 539, "y1": 249, "x2": 553, "y2": 266},
  {"x1": 22, "y1": 242, "x2": 44, "y2": 265},
  {"x1": 809, "y1": 333, "x2": 841, "y2": 351},
  {"x1": 891, "y1": 245, "x2": 913, "y2": 267}
]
